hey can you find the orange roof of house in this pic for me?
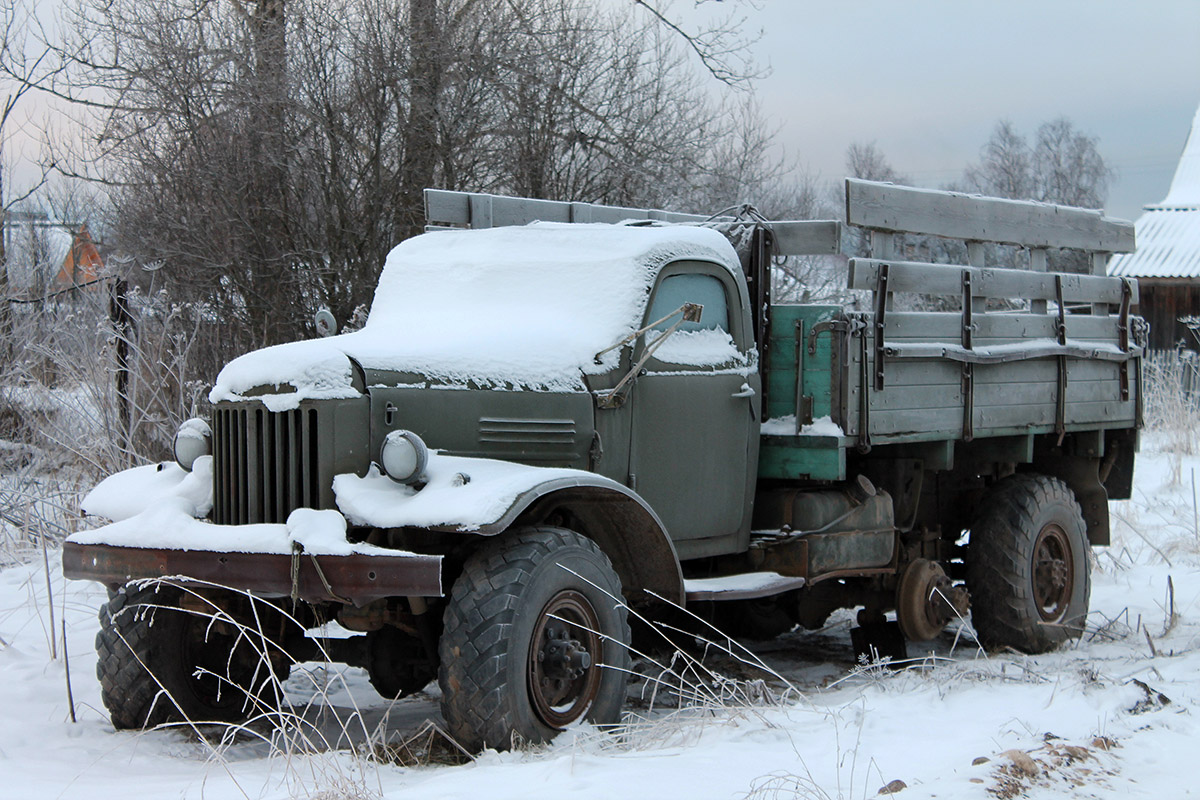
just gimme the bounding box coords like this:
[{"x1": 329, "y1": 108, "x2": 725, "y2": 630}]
[{"x1": 53, "y1": 225, "x2": 104, "y2": 288}]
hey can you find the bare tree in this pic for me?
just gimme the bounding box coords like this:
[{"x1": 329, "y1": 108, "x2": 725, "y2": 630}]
[
  {"x1": 630, "y1": 0, "x2": 764, "y2": 88},
  {"x1": 1031, "y1": 117, "x2": 1112, "y2": 209},
  {"x1": 0, "y1": 0, "x2": 62, "y2": 362},
  {"x1": 845, "y1": 140, "x2": 908, "y2": 184},
  {"x1": 963, "y1": 118, "x2": 1112, "y2": 208}
]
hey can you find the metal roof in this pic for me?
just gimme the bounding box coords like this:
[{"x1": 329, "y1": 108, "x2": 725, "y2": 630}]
[
  {"x1": 1108, "y1": 103, "x2": 1200, "y2": 279},
  {"x1": 1109, "y1": 209, "x2": 1200, "y2": 278}
]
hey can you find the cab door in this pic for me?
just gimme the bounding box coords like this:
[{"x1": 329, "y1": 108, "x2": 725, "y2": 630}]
[{"x1": 627, "y1": 260, "x2": 761, "y2": 558}]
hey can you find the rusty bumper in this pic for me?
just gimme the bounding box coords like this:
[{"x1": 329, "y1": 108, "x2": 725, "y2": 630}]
[{"x1": 62, "y1": 541, "x2": 443, "y2": 605}]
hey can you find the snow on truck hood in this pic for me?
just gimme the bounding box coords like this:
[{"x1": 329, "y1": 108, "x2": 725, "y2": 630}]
[{"x1": 211, "y1": 222, "x2": 741, "y2": 409}]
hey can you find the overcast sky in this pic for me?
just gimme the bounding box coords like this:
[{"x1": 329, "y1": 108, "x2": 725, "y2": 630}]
[
  {"x1": 17, "y1": 0, "x2": 1200, "y2": 222},
  {"x1": 700, "y1": 0, "x2": 1200, "y2": 221}
]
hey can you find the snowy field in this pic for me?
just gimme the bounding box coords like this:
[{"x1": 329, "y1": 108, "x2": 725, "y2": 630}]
[{"x1": 2, "y1": 441, "x2": 1199, "y2": 799}]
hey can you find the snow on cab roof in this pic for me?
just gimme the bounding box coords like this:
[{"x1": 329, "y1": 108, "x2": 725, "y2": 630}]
[{"x1": 211, "y1": 222, "x2": 742, "y2": 407}]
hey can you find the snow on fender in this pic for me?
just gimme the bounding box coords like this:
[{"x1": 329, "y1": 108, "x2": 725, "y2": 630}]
[
  {"x1": 336, "y1": 452, "x2": 635, "y2": 532},
  {"x1": 82, "y1": 457, "x2": 215, "y2": 522},
  {"x1": 334, "y1": 452, "x2": 685, "y2": 603}
]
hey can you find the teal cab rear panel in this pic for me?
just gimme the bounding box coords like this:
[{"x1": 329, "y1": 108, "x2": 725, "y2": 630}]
[{"x1": 757, "y1": 304, "x2": 848, "y2": 482}]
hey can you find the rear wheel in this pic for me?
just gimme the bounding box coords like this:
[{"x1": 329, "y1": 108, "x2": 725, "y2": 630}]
[
  {"x1": 966, "y1": 474, "x2": 1090, "y2": 653},
  {"x1": 95, "y1": 583, "x2": 288, "y2": 729},
  {"x1": 438, "y1": 527, "x2": 631, "y2": 751}
]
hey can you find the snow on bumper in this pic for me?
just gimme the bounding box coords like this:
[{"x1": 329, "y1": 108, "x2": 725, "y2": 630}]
[
  {"x1": 64, "y1": 504, "x2": 442, "y2": 604},
  {"x1": 65, "y1": 452, "x2": 620, "y2": 603}
]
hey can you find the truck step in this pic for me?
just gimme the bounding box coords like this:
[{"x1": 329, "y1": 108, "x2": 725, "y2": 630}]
[{"x1": 683, "y1": 571, "x2": 806, "y2": 603}]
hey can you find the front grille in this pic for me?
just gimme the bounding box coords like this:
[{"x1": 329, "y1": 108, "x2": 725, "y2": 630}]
[{"x1": 212, "y1": 406, "x2": 320, "y2": 525}]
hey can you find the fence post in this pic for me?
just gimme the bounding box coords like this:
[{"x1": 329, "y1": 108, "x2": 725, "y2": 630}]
[{"x1": 108, "y1": 279, "x2": 134, "y2": 459}]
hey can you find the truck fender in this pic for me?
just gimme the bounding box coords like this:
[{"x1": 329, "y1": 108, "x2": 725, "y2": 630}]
[
  {"x1": 475, "y1": 478, "x2": 685, "y2": 607},
  {"x1": 334, "y1": 461, "x2": 684, "y2": 604}
]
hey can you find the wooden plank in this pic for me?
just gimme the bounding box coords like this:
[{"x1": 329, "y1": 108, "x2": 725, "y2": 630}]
[
  {"x1": 867, "y1": 407, "x2": 961, "y2": 435},
  {"x1": 863, "y1": 380, "x2": 1124, "y2": 416},
  {"x1": 771, "y1": 221, "x2": 842, "y2": 256},
  {"x1": 845, "y1": 179, "x2": 1136, "y2": 252},
  {"x1": 426, "y1": 190, "x2": 844, "y2": 250},
  {"x1": 424, "y1": 189, "x2": 712, "y2": 229},
  {"x1": 848, "y1": 259, "x2": 1137, "y2": 305},
  {"x1": 868, "y1": 352, "x2": 1122, "y2": 389},
  {"x1": 978, "y1": 401, "x2": 1133, "y2": 430},
  {"x1": 867, "y1": 384, "x2": 964, "y2": 410},
  {"x1": 864, "y1": 420, "x2": 1133, "y2": 447},
  {"x1": 877, "y1": 312, "x2": 1124, "y2": 342}
]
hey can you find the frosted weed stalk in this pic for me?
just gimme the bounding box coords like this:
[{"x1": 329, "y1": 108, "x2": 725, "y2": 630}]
[
  {"x1": 1142, "y1": 352, "x2": 1200, "y2": 483},
  {"x1": 108, "y1": 579, "x2": 389, "y2": 800}
]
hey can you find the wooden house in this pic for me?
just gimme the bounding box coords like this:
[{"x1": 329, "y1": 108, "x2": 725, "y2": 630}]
[
  {"x1": 52, "y1": 224, "x2": 104, "y2": 289},
  {"x1": 1109, "y1": 104, "x2": 1200, "y2": 351},
  {"x1": 3, "y1": 215, "x2": 105, "y2": 298}
]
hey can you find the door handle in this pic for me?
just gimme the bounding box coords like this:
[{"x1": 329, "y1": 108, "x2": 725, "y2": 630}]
[{"x1": 732, "y1": 383, "x2": 756, "y2": 399}]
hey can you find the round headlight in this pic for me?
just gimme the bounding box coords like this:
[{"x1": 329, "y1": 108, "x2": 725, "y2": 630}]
[
  {"x1": 380, "y1": 429, "x2": 428, "y2": 485},
  {"x1": 174, "y1": 418, "x2": 212, "y2": 472}
]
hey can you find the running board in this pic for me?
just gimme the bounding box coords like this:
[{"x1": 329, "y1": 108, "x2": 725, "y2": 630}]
[{"x1": 683, "y1": 572, "x2": 806, "y2": 602}]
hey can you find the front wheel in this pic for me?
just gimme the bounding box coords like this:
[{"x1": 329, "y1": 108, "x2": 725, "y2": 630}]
[
  {"x1": 95, "y1": 583, "x2": 288, "y2": 729},
  {"x1": 966, "y1": 474, "x2": 1090, "y2": 653},
  {"x1": 438, "y1": 527, "x2": 631, "y2": 751}
]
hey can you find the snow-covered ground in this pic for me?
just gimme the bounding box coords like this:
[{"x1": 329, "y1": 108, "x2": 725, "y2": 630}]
[{"x1": 2, "y1": 443, "x2": 1199, "y2": 799}]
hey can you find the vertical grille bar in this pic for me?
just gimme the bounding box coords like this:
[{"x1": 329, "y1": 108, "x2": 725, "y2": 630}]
[
  {"x1": 300, "y1": 409, "x2": 313, "y2": 508},
  {"x1": 212, "y1": 411, "x2": 223, "y2": 523},
  {"x1": 252, "y1": 409, "x2": 265, "y2": 523},
  {"x1": 289, "y1": 411, "x2": 303, "y2": 514},
  {"x1": 308, "y1": 409, "x2": 320, "y2": 508},
  {"x1": 237, "y1": 408, "x2": 249, "y2": 524},
  {"x1": 217, "y1": 410, "x2": 230, "y2": 524},
  {"x1": 274, "y1": 411, "x2": 287, "y2": 522}
]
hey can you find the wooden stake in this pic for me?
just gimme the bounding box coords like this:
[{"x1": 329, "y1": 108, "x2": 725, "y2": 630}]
[
  {"x1": 35, "y1": 507, "x2": 57, "y2": 661},
  {"x1": 1191, "y1": 468, "x2": 1198, "y2": 541},
  {"x1": 62, "y1": 619, "x2": 76, "y2": 724}
]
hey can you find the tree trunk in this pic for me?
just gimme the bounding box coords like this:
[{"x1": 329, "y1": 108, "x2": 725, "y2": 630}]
[{"x1": 399, "y1": 0, "x2": 441, "y2": 241}]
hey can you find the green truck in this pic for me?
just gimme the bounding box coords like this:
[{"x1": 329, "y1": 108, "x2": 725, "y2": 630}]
[{"x1": 63, "y1": 179, "x2": 1143, "y2": 750}]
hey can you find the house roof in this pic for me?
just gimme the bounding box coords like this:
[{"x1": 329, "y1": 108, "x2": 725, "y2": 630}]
[{"x1": 1109, "y1": 103, "x2": 1200, "y2": 279}]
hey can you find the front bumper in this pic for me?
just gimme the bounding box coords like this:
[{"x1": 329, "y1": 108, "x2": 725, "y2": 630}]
[{"x1": 62, "y1": 541, "x2": 443, "y2": 605}]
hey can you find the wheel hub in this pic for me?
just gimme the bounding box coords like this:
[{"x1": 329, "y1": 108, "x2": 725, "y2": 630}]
[
  {"x1": 528, "y1": 590, "x2": 603, "y2": 729},
  {"x1": 896, "y1": 559, "x2": 970, "y2": 642},
  {"x1": 1033, "y1": 523, "x2": 1074, "y2": 622}
]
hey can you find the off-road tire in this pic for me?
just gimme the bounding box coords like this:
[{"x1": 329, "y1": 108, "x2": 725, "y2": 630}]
[
  {"x1": 96, "y1": 583, "x2": 288, "y2": 729},
  {"x1": 714, "y1": 595, "x2": 798, "y2": 641},
  {"x1": 438, "y1": 527, "x2": 631, "y2": 751},
  {"x1": 966, "y1": 474, "x2": 1090, "y2": 654},
  {"x1": 366, "y1": 625, "x2": 437, "y2": 699}
]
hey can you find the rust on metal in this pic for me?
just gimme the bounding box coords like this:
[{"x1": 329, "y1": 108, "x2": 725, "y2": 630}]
[{"x1": 62, "y1": 542, "x2": 443, "y2": 605}]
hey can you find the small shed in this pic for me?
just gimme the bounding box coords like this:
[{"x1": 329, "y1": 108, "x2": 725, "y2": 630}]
[{"x1": 1109, "y1": 104, "x2": 1200, "y2": 351}]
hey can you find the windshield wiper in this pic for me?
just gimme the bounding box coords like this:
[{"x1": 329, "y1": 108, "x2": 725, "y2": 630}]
[{"x1": 595, "y1": 302, "x2": 702, "y2": 409}]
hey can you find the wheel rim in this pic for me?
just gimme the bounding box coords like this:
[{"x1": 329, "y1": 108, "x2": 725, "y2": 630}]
[
  {"x1": 528, "y1": 590, "x2": 603, "y2": 729},
  {"x1": 1032, "y1": 523, "x2": 1074, "y2": 623}
]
